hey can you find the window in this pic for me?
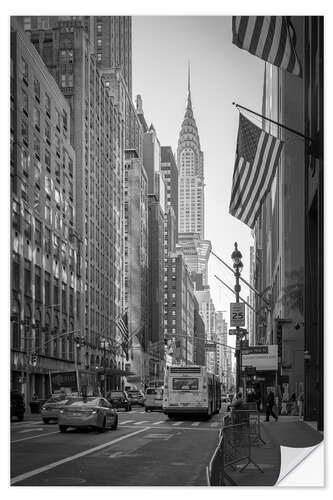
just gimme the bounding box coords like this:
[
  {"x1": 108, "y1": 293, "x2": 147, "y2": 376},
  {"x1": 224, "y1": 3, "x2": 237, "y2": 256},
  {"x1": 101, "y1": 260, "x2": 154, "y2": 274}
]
[
  {"x1": 33, "y1": 106, "x2": 40, "y2": 131},
  {"x1": 55, "y1": 162, "x2": 60, "y2": 181},
  {"x1": 35, "y1": 266, "x2": 41, "y2": 302},
  {"x1": 21, "y1": 57, "x2": 28, "y2": 83},
  {"x1": 45, "y1": 92, "x2": 51, "y2": 117},
  {"x1": 45, "y1": 272, "x2": 50, "y2": 306},
  {"x1": 44, "y1": 227, "x2": 51, "y2": 253},
  {"x1": 33, "y1": 134, "x2": 40, "y2": 158},
  {"x1": 45, "y1": 201, "x2": 51, "y2": 223},
  {"x1": 45, "y1": 148, "x2": 51, "y2": 171},
  {"x1": 35, "y1": 219, "x2": 42, "y2": 246},
  {"x1": 33, "y1": 160, "x2": 41, "y2": 185},
  {"x1": 55, "y1": 134, "x2": 60, "y2": 157},
  {"x1": 24, "y1": 210, "x2": 31, "y2": 239},
  {"x1": 21, "y1": 120, "x2": 29, "y2": 146},
  {"x1": 53, "y1": 278, "x2": 59, "y2": 305},
  {"x1": 24, "y1": 259, "x2": 32, "y2": 295},
  {"x1": 62, "y1": 283, "x2": 67, "y2": 313},
  {"x1": 45, "y1": 120, "x2": 51, "y2": 144},
  {"x1": 21, "y1": 180, "x2": 27, "y2": 201},
  {"x1": 33, "y1": 77, "x2": 40, "y2": 102},
  {"x1": 55, "y1": 109, "x2": 61, "y2": 131},
  {"x1": 12, "y1": 200, "x2": 20, "y2": 232},
  {"x1": 21, "y1": 148, "x2": 30, "y2": 174},
  {"x1": 68, "y1": 157, "x2": 73, "y2": 176},
  {"x1": 22, "y1": 89, "x2": 28, "y2": 115},
  {"x1": 12, "y1": 253, "x2": 20, "y2": 290},
  {"x1": 62, "y1": 110, "x2": 68, "y2": 132}
]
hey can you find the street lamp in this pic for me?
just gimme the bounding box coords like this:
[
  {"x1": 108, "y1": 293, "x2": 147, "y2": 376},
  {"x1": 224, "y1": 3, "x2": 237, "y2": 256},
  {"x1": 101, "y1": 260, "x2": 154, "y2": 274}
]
[{"x1": 231, "y1": 242, "x2": 244, "y2": 392}]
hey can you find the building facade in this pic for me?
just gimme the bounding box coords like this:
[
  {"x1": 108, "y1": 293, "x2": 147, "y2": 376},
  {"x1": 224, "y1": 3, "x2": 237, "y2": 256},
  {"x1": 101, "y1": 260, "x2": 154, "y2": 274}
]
[
  {"x1": 26, "y1": 18, "x2": 127, "y2": 391},
  {"x1": 252, "y1": 17, "x2": 323, "y2": 432},
  {"x1": 195, "y1": 288, "x2": 216, "y2": 372},
  {"x1": 160, "y1": 146, "x2": 179, "y2": 239},
  {"x1": 11, "y1": 20, "x2": 82, "y2": 403}
]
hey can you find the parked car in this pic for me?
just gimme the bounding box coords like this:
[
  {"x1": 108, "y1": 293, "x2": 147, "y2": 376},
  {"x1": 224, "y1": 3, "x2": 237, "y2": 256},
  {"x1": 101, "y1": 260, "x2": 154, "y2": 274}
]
[
  {"x1": 107, "y1": 390, "x2": 131, "y2": 411},
  {"x1": 11, "y1": 391, "x2": 25, "y2": 421},
  {"x1": 40, "y1": 394, "x2": 71, "y2": 424},
  {"x1": 127, "y1": 390, "x2": 145, "y2": 407},
  {"x1": 58, "y1": 396, "x2": 118, "y2": 433},
  {"x1": 144, "y1": 387, "x2": 164, "y2": 412}
]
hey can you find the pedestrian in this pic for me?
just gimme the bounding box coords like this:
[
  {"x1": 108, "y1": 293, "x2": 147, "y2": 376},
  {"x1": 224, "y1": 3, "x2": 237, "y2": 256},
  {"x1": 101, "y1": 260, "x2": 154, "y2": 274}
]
[
  {"x1": 265, "y1": 390, "x2": 278, "y2": 422},
  {"x1": 231, "y1": 391, "x2": 248, "y2": 424},
  {"x1": 297, "y1": 391, "x2": 304, "y2": 421},
  {"x1": 32, "y1": 392, "x2": 38, "y2": 401}
]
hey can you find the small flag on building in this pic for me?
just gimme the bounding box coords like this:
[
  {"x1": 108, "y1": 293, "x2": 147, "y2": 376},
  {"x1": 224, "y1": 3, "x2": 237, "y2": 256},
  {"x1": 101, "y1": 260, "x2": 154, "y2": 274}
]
[
  {"x1": 232, "y1": 16, "x2": 302, "y2": 77},
  {"x1": 229, "y1": 113, "x2": 283, "y2": 229},
  {"x1": 115, "y1": 311, "x2": 128, "y2": 340}
]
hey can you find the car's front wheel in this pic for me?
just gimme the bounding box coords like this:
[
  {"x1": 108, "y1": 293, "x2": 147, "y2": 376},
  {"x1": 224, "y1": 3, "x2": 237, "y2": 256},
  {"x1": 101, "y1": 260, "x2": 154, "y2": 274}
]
[{"x1": 59, "y1": 425, "x2": 68, "y2": 433}]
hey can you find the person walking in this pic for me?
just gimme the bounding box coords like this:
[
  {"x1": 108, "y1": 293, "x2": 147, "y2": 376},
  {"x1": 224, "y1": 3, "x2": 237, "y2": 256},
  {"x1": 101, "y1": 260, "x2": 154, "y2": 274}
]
[{"x1": 265, "y1": 390, "x2": 278, "y2": 422}]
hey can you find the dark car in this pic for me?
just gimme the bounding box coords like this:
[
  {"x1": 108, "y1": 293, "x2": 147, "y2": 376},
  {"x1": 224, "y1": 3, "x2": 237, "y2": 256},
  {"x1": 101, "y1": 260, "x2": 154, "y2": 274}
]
[
  {"x1": 11, "y1": 391, "x2": 25, "y2": 421},
  {"x1": 107, "y1": 390, "x2": 131, "y2": 411},
  {"x1": 127, "y1": 390, "x2": 145, "y2": 407}
]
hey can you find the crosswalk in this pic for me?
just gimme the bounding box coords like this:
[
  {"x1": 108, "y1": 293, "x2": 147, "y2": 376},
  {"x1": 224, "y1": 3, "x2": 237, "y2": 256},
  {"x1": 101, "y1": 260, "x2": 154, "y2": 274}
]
[{"x1": 119, "y1": 419, "x2": 221, "y2": 429}]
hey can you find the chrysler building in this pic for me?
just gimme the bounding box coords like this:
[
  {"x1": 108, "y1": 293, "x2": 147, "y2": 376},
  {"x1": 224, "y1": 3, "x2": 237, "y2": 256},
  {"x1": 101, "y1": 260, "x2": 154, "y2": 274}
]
[{"x1": 177, "y1": 66, "x2": 205, "y2": 239}]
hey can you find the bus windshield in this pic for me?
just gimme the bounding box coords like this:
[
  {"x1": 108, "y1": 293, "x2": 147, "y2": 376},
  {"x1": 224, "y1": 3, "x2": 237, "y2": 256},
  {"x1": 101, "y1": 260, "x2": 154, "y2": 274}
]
[{"x1": 172, "y1": 378, "x2": 199, "y2": 391}]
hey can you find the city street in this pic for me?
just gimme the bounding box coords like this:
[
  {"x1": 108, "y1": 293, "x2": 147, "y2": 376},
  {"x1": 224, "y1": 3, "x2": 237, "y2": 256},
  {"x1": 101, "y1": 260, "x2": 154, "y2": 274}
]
[{"x1": 11, "y1": 409, "x2": 222, "y2": 486}]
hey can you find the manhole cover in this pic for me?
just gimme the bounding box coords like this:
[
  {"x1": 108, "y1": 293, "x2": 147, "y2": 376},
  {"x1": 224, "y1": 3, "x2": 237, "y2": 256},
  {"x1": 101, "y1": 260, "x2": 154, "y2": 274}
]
[{"x1": 41, "y1": 477, "x2": 87, "y2": 485}]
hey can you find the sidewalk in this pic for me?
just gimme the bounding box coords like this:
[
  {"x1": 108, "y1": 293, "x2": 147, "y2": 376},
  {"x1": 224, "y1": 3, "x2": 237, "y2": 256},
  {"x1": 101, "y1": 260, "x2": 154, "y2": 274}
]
[{"x1": 224, "y1": 416, "x2": 323, "y2": 486}]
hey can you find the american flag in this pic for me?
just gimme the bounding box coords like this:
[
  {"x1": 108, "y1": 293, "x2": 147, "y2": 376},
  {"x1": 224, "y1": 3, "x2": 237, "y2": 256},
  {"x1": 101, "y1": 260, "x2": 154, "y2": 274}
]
[
  {"x1": 115, "y1": 311, "x2": 128, "y2": 340},
  {"x1": 229, "y1": 113, "x2": 283, "y2": 229},
  {"x1": 232, "y1": 16, "x2": 302, "y2": 77}
]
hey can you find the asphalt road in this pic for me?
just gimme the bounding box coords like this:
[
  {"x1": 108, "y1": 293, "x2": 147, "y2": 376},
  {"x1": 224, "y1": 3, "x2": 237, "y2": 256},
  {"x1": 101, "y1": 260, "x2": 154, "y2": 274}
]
[{"x1": 11, "y1": 408, "x2": 222, "y2": 486}]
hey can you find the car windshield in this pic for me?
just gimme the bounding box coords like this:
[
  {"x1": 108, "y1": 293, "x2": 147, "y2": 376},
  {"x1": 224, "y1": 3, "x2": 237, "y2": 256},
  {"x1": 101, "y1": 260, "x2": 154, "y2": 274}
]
[
  {"x1": 110, "y1": 392, "x2": 124, "y2": 397},
  {"x1": 128, "y1": 391, "x2": 140, "y2": 395},
  {"x1": 66, "y1": 397, "x2": 100, "y2": 407}
]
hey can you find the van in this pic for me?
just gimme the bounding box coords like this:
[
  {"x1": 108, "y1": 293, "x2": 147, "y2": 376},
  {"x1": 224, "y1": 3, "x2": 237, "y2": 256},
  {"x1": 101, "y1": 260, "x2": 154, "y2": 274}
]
[{"x1": 144, "y1": 387, "x2": 164, "y2": 412}]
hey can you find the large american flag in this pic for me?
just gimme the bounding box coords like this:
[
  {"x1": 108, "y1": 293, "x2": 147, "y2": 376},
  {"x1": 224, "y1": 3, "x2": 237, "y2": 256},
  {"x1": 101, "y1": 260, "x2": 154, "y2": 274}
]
[
  {"x1": 229, "y1": 113, "x2": 283, "y2": 229},
  {"x1": 232, "y1": 16, "x2": 302, "y2": 77}
]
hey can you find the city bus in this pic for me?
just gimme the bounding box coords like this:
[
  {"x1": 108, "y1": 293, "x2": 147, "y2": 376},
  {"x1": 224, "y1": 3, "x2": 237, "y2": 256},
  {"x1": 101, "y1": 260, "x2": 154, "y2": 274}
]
[{"x1": 162, "y1": 365, "x2": 221, "y2": 419}]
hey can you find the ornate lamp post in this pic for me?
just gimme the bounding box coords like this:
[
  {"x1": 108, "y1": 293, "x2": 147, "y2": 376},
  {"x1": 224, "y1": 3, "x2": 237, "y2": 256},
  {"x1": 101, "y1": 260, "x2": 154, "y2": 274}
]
[{"x1": 231, "y1": 242, "x2": 243, "y2": 392}]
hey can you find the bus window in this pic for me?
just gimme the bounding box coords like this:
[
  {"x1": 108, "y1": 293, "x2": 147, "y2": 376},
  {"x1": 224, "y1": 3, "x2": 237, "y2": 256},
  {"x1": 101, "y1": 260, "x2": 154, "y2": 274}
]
[{"x1": 172, "y1": 378, "x2": 199, "y2": 391}]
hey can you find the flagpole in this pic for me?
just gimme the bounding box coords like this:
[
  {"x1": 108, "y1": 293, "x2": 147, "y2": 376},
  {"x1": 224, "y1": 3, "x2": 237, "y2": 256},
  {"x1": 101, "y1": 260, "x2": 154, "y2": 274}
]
[{"x1": 232, "y1": 102, "x2": 315, "y2": 144}]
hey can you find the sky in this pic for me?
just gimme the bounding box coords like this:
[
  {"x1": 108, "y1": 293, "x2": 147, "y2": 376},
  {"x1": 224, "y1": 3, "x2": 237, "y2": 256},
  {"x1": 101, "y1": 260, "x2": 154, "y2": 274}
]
[{"x1": 132, "y1": 16, "x2": 265, "y2": 323}]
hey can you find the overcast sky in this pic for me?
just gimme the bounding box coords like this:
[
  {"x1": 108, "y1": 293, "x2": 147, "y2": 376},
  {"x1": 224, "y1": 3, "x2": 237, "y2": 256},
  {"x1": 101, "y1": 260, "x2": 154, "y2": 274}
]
[{"x1": 132, "y1": 16, "x2": 265, "y2": 327}]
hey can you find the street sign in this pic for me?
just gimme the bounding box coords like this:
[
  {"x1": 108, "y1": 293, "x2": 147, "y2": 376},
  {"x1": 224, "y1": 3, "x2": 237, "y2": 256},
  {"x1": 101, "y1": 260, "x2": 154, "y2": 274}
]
[{"x1": 230, "y1": 303, "x2": 245, "y2": 327}]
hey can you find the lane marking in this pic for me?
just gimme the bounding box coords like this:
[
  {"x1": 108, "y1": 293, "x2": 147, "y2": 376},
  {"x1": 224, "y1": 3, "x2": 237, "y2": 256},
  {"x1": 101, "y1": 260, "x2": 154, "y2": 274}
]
[
  {"x1": 210, "y1": 422, "x2": 220, "y2": 427},
  {"x1": 11, "y1": 431, "x2": 59, "y2": 443},
  {"x1": 11, "y1": 426, "x2": 150, "y2": 485},
  {"x1": 18, "y1": 428, "x2": 44, "y2": 433},
  {"x1": 192, "y1": 422, "x2": 200, "y2": 426},
  {"x1": 172, "y1": 421, "x2": 184, "y2": 426},
  {"x1": 133, "y1": 420, "x2": 149, "y2": 425},
  {"x1": 152, "y1": 421, "x2": 165, "y2": 425},
  {"x1": 119, "y1": 420, "x2": 134, "y2": 425}
]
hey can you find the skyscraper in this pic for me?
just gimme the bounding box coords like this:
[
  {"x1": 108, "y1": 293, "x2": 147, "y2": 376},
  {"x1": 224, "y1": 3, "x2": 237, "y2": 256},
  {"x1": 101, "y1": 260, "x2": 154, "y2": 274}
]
[{"x1": 178, "y1": 65, "x2": 204, "y2": 239}]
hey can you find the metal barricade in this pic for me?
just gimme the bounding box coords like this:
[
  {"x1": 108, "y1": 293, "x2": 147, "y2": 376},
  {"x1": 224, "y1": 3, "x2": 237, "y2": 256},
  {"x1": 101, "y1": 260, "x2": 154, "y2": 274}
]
[{"x1": 207, "y1": 411, "x2": 265, "y2": 485}]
